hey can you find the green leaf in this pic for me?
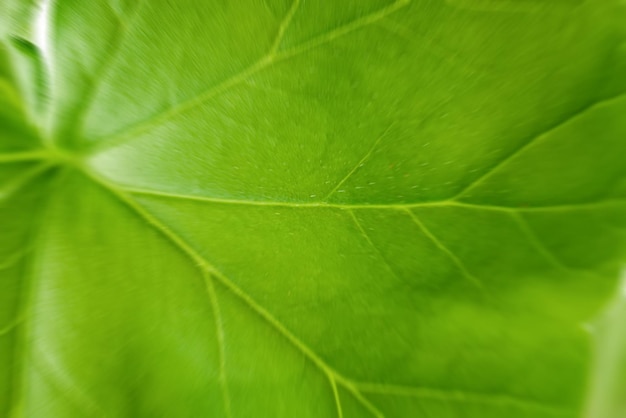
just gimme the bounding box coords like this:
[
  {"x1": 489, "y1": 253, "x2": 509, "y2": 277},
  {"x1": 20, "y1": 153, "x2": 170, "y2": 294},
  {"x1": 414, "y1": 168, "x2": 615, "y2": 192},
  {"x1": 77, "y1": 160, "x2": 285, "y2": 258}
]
[
  {"x1": 0, "y1": 0, "x2": 39, "y2": 40},
  {"x1": 2, "y1": 0, "x2": 626, "y2": 417},
  {"x1": 586, "y1": 278, "x2": 626, "y2": 418}
]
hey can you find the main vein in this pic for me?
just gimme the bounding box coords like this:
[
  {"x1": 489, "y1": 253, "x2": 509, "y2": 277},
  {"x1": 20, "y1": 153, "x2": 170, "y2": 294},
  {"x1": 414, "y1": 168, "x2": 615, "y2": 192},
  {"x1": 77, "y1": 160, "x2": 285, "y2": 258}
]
[{"x1": 121, "y1": 185, "x2": 626, "y2": 213}]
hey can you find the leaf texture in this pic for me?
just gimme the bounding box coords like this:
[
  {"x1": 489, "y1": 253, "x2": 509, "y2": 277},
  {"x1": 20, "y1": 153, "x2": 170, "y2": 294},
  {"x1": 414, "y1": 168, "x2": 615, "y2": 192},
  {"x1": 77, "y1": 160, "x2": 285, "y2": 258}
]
[{"x1": 1, "y1": 0, "x2": 626, "y2": 417}]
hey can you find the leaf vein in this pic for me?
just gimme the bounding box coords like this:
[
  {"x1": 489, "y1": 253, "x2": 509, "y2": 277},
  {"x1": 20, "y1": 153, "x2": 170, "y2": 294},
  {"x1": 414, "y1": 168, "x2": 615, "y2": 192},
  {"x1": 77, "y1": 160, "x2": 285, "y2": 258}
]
[
  {"x1": 452, "y1": 91, "x2": 626, "y2": 199},
  {"x1": 278, "y1": 0, "x2": 410, "y2": 60},
  {"x1": 86, "y1": 0, "x2": 410, "y2": 155},
  {"x1": 329, "y1": 374, "x2": 344, "y2": 418},
  {"x1": 57, "y1": 1, "x2": 145, "y2": 141},
  {"x1": 324, "y1": 124, "x2": 394, "y2": 201},
  {"x1": 121, "y1": 185, "x2": 626, "y2": 212},
  {"x1": 403, "y1": 208, "x2": 483, "y2": 288},
  {"x1": 348, "y1": 209, "x2": 407, "y2": 286},
  {"x1": 269, "y1": 0, "x2": 301, "y2": 55},
  {"x1": 355, "y1": 382, "x2": 573, "y2": 416},
  {"x1": 84, "y1": 168, "x2": 384, "y2": 417},
  {"x1": 1, "y1": 163, "x2": 53, "y2": 201},
  {"x1": 203, "y1": 272, "x2": 233, "y2": 418},
  {"x1": 0, "y1": 150, "x2": 48, "y2": 164},
  {"x1": 510, "y1": 212, "x2": 594, "y2": 275},
  {"x1": 0, "y1": 316, "x2": 24, "y2": 337}
]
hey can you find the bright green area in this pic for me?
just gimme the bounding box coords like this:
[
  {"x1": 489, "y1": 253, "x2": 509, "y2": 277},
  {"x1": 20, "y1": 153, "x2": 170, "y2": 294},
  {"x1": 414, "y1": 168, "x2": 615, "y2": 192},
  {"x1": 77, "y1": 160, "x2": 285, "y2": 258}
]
[{"x1": 1, "y1": 0, "x2": 626, "y2": 417}]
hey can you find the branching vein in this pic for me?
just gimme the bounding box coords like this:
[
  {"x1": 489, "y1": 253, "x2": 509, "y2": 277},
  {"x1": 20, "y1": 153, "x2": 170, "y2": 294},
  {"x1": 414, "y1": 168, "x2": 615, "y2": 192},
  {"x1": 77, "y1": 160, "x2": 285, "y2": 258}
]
[
  {"x1": 0, "y1": 163, "x2": 53, "y2": 201},
  {"x1": 329, "y1": 374, "x2": 344, "y2": 418},
  {"x1": 325, "y1": 124, "x2": 394, "y2": 201},
  {"x1": 0, "y1": 150, "x2": 49, "y2": 164},
  {"x1": 59, "y1": 1, "x2": 145, "y2": 141},
  {"x1": 348, "y1": 209, "x2": 406, "y2": 285},
  {"x1": 0, "y1": 316, "x2": 24, "y2": 337},
  {"x1": 403, "y1": 208, "x2": 483, "y2": 288},
  {"x1": 278, "y1": 0, "x2": 410, "y2": 60},
  {"x1": 203, "y1": 271, "x2": 233, "y2": 418},
  {"x1": 269, "y1": 0, "x2": 301, "y2": 55},
  {"x1": 86, "y1": 0, "x2": 410, "y2": 155},
  {"x1": 510, "y1": 212, "x2": 590, "y2": 274},
  {"x1": 355, "y1": 382, "x2": 572, "y2": 416},
  {"x1": 452, "y1": 91, "x2": 626, "y2": 199}
]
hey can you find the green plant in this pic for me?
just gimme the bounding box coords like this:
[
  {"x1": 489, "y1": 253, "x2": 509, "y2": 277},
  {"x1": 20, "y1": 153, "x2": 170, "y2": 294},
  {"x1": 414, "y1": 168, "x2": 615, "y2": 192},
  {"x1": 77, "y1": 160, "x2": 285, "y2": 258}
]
[{"x1": 1, "y1": 1, "x2": 626, "y2": 417}]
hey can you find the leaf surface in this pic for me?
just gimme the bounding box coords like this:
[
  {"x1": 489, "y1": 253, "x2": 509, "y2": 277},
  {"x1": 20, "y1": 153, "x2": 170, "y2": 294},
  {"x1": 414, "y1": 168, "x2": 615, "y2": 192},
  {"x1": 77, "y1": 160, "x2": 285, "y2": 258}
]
[{"x1": 1, "y1": 0, "x2": 626, "y2": 417}]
